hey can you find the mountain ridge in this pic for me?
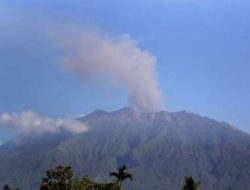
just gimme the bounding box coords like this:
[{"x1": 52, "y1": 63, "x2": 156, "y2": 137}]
[
  {"x1": 0, "y1": 108, "x2": 250, "y2": 190},
  {"x1": 81, "y1": 107, "x2": 246, "y2": 135}
]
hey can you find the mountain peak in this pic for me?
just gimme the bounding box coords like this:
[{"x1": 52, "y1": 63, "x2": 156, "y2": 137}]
[
  {"x1": 82, "y1": 107, "x2": 172, "y2": 124},
  {"x1": 82, "y1": 108, "x2": 242, "y2": 130},
  {"x1": 112, "y1": 107, "x2": 135, "y2": 113},
  {"x1": 1, "y1": 107, "x2": 250, "y2": 190}
]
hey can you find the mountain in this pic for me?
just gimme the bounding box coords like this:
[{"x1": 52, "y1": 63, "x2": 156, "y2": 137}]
[{"x1": 0, "y1": 108, "x2": 250, "y2": 190}]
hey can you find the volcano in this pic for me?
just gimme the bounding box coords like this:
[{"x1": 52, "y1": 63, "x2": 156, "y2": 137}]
[{"x1": 0, "y1": 108, "x2": 250, "y2": 190}]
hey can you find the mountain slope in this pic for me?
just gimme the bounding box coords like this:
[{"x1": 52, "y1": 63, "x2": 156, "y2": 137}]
[{"x1": 0, "y1": 108, "x2": 250, "y2": 190}]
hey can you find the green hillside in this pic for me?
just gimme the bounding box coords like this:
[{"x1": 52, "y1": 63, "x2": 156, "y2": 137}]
[{"x1": 0, "y1": 108, "x2": 250, "y2": 190}]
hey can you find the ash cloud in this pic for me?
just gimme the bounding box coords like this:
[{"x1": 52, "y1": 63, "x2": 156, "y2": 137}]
[
  {"x1": 56, "y1": 29, "x2": 165, "y2": 112},
  {"x1": 0, "y1": 111, "x2": 88, "y2": 134}
]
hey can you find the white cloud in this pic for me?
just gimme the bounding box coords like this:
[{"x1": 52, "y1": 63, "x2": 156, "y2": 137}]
[{"x1": 0, "y1": 111, "x2": 88, "y2": 134}]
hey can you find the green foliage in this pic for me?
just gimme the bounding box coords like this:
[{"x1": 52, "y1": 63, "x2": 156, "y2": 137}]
[
  {"x1": 91, "y1": 183, "x2": 121, "y2": 190},
  {"x1": 182, "y1": 176, "x2": 200, "y2": 190},
  {"x1": 40, "y1": 165, "x2": 122, "y2": 190},
  {"x1": 72, "y1": 176, "x2": 93, "y2": 190},
  {"x1": 109, "y1": 165, "x2": 133, "y2": 187},
  {"x1": 40, "y1": 165, "x2": 74, "y2": 190}
]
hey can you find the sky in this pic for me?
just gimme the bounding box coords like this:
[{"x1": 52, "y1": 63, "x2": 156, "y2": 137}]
[{"x1": 0, "y1": 0, "x2": 250, "y2": 143}]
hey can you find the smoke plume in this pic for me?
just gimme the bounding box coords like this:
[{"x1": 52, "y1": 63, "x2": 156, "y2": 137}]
[{"x1": 56, "y1": 29, "x2": 165, "y2": 112}]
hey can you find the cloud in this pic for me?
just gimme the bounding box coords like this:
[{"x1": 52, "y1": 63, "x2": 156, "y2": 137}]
[
  {"x1": 0, "y1": 111, "x2": 88, "y2": 134},
  {"x1": 54, "y1": 27, "x2": 165, "y2": 112}
]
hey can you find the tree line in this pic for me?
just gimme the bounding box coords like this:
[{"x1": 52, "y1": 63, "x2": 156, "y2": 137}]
[{"x1": 2, "y1": 165, "x2": 200, "y2": 190}]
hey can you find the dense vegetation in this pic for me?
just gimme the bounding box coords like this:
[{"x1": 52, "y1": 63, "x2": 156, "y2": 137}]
[
  {"x1": 1, "y1": 165, "x2": 200, "y2": 190},
  {"x1": 40, "y1": 165, "x2": 130, "y2": 190},
  {"x1": 182, "y1": 176, "x2": 200, "y2": 190}
]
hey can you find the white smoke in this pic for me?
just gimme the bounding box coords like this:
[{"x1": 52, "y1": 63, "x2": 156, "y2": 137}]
[
  {"x1": 55, "y1": 28, "x2": 165, "y2": 112},
  {"x1": 0, "y1": 111, "x2": 88, "y2": 134}
]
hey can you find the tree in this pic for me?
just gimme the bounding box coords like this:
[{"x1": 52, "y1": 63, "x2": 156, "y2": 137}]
[
  {"x1": 72, "y1": 175, "x2": 95, "y2": 190},
  {"x1": 182, "y1": 176, "x2": 200, "y2": 190},
  {"x1": 72, "y1": 175, "x2": 121, "y2": 190},
  {"x1": 2, "y1": 185, "x2": 10, "y2": 190},
  {"x1": 40, "y1": 165, "x2": 74, "y2": 190},
  {"x1": 40, "y1": 165, "x2": 123, "y2": 190},
  {"x1": 109, "y1": 165, "x2": 133, "y2": 187}
]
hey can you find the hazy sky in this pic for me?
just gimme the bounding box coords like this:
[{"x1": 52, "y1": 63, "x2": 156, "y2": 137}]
[{"x1": 0, "y1": 0, "x2": 250, "y2": 143}]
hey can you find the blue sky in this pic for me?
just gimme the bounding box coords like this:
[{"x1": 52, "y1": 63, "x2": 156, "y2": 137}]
[{"x1": 0, "y1": 0, "x2": 250, "y2": 143}]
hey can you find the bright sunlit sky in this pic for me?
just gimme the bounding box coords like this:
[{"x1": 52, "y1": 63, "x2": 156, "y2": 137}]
[{"x1": 0, "y1": 0, "x2": 250, "y2": 143}]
